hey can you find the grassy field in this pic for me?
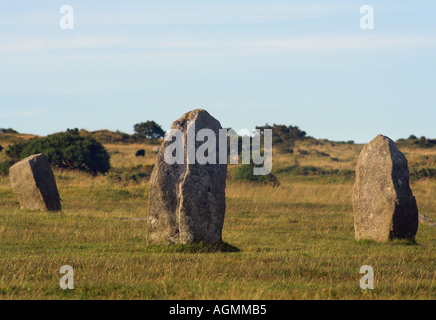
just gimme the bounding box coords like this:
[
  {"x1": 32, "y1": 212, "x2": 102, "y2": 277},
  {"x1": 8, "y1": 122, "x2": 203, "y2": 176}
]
[{"x1": 0, "y1": 138, "x2": 435, "y2": 299}]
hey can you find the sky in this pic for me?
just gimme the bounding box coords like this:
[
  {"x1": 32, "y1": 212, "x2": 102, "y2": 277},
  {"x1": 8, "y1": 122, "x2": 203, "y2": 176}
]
[{"x1": 0, "y1": 1, "x2": 435, "y2": 143}]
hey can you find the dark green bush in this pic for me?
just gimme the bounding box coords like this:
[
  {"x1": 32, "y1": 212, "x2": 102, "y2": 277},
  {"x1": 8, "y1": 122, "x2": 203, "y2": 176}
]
[
  {"x1": 0, "y1": 128, "x2": 18, "y2": 134},
  {"x1": 298, "y1": 149, "x2": 309, "y2": 156},
  {"x1": 255, "y1": 124, "x2": 306, "y2": 144},
  {"x1": 233, "y1": 163, "x2": 280, "y2": 186},
  {"x1": 134, "y1": 121, "x2": 165, "y2": 139},
  {"x1": 0, "y1": 144, "x2": 3, "y2": 152},
  {"x1": 314, "y1": 151, "x2": 330, "y2": 157},
  {"x1": 5, "y1": 141, "x2": 28, "y2": 161},
  {"x1": 410, "y1": 167, "x2": 436, "y2": 180},
  {"x1": 107, "y1": 164, "x2": 154, "y2": 184},
  {"x1": 275, "y1": 165, "x2": 355, "y2": 178},
  {"x1": 85, "y1": 129, "x2": 138, "y2": 144},
  {"x1": 5, "y1": 129, "x2": 110, "y2": 175},
  {"x1": 413, "y1": 138, "x2": 436, "y2": 148},
  {"x1": 397, "y1": 136, "x2": 436, "y2": 149},
  {"x1": 276, "y1": 143, "x2": 294, "y2": 154},
  {"x1": 0, "y1": 159, "x2": 15, "y2": 176}
]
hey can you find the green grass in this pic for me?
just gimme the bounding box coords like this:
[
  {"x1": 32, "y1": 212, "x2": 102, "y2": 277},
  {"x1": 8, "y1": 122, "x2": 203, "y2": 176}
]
[
  {"x1": 0, "y1": 172, "x2": 434, "y2": 300},
  {"x1": 0, "y1": 138, "x2": 435, "y2": 300}
]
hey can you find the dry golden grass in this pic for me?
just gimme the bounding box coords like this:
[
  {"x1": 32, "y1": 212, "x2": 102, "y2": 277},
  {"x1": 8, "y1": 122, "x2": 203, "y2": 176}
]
[
  {"x1": 0, "y1": 139, "x2": 434, "y2": 300},
  {"x1": 105, "y1": 143, "x2": 158, "y2": 168}
]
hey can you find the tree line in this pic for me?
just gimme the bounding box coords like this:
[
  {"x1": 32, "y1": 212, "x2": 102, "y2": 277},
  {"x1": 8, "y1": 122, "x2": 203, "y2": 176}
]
[{"x1": 0, "y1": 122, "x2": 308, "y2": 176}]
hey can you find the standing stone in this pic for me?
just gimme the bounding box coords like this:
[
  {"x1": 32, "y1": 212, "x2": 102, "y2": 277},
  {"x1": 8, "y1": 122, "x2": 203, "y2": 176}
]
[
  {"x1": 9, "y1": 153, "x2": 61, "y2": 211},
  {"x1": 353, "y1": 135, "x2": 418, "y2": 242},
  {"x1": 148, "y1": 109, "x2": 227, "y2": 244}
]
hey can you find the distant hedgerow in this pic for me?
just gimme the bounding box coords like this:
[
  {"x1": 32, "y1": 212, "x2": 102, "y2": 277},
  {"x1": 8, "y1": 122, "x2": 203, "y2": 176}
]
[
  {"x1": 6, "y1": 129, "x2": 110, "y2": 175},
  {"x1": 275, "y1": 165, "x2": 354, "y2": 177}
]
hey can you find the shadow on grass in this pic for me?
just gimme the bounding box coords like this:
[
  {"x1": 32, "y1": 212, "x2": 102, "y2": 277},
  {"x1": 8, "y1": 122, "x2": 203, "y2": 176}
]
[
  {"x1": 356, "y1": 238, "x2": 419, "y2": 246},
  {"x1": 389, "y1": 238, "x2": 419, "y2": 246},
  {"x1": 145, "y1": 241, "x2": 240, "y2": 253}
]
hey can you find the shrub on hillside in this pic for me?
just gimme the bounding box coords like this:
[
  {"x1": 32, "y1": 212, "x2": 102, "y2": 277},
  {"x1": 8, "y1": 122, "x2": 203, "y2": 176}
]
[
  {"x1": 397, "y1": 135, "x2": 436, "y2": 148},
  {"x1": 107, "y1": 164, "x2": 154, "y2": 184},
  {"x1": 84, "y1": 129, "x2": 138, "y2": 144},
  {"x1": 410, "y1": 167, "x2": 436, "y2": 180},
  {"x1": 134, "y1": 121, "x2": 165, "y2": 139},
  {"x1": 275, "y1": 165, "x2": 355, "y2": 178},
  {"x1": 0, "y1": 159, "x2": 15, "y2": 176},
  {"x1": 413, "y1": 138, "x2": 436, "y2": 148},
  {"x1": 0, "y1": 144, "x2": 3, "y2": 152},
  {"x1": 0, "y1": 128, "x2": 18, "y2": 134},
  {"x1": 5, "y1": 129, "x2": 110, "y2": 175},
  {"x1": 5, "y1": 141, "x2": 27, "y2": 161},
  {"x1": 233, "y1": 163, "x2": 280, "y2": 186},
  {"x1": 255, "y1": 124, "x2": 307, "y2": 146},
  {"x1": 298, "y1": 149, "x2": 309, "y2": 156},
  {"x1": 277, "y1": 145, "x2": 293, "y2": 154},
  {"x1": 314, "y1": 150, "x2": 330, "y2": 157}
]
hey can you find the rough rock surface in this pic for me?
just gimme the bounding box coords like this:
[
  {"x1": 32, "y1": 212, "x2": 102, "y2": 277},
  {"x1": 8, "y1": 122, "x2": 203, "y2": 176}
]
[
  {"x1": 148, "y1": 109, "x2": 227, "y2": 244},
  {"x1": 353, "y1": 135, "x2": 418, "y2": 242},
  {"x1": 9, "y1": 153, "x2": 61, "y2": 211}
]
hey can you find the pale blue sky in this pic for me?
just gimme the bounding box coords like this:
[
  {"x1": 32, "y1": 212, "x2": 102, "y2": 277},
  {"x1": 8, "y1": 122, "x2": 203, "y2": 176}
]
[{"x1": 1, "y1": 1, "x2": 435, "y2": 143}]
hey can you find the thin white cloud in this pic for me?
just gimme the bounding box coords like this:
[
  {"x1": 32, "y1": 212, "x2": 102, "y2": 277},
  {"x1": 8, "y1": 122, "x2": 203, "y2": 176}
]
[
  {"x1": 0, "y1": 36, "x2": 126, "y2": 54},
  {"x1": 134, "y1": 34, "x2": 436, "y2": 53},
  {"x1": 0, "y1": 34, "x2": 434, "y2": 61},
  {"x1": 237, "y1": 35, "x2": 436, "y2": 52},
  {"x1": 81, "y1": 3, "x2": 350, "y2": 25},
  {"x1": 0, "y1": 3, "x2": 353, "y2": 26},
  {"x1": 0, "y1": 11, "x2": 58, "y2": 25},
  {"x1": 1, "y1": 107, "x2": 43, "y2": 118}
]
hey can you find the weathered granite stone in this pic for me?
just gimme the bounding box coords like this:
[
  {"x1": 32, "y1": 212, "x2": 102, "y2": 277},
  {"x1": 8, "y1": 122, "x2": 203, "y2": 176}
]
[
  {"x1": 148, "y1": 109, "x2": 227, "y2": 244},
  {"x1": 9, "y1": 153, "x2": 61, "y2": 211},
  {"x1": 353, "y1": 135, "x2": 418, "y2": 242}
]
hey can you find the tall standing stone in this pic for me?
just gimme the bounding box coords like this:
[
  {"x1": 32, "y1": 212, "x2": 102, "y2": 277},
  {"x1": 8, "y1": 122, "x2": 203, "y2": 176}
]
[
  {"x1": 353, "y1": 135, "x2": 418, "y2": 242},
  {"x1": 148, "y1": 109, "x2": 227, "y2": 244},
  {"x1": 9, "y1": 153, "x2": 61, "y2": 211}
]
